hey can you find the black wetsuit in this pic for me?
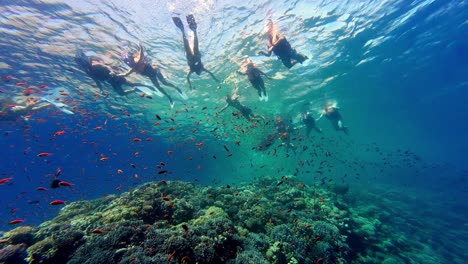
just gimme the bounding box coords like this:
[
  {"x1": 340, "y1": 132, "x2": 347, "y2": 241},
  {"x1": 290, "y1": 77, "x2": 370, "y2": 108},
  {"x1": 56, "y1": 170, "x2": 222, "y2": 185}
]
[
  {"x1": 226, "y1": 97, "x2": 252, "y2": 119},
  {"x1": 246, "y1": 65, "x2": 267, "y2": 97},
  {"x1": 173, "y1": 15, "x2": 219, "y2": 90},
  {"x1": 324, "y1": 109, "x2": 342, "y2": 130},
  {"x1": 128, "y1": 58, "x2": 183, "y2": 105},
  {"x1": 75, "y1": 52, "x2": 142, "y2": 96},
  {"x1": 302, "y1": 113, "x2": 321, "y2": 135},
  {"x1": 272, "y1": 38, "x2": 307, "y2": 69}
]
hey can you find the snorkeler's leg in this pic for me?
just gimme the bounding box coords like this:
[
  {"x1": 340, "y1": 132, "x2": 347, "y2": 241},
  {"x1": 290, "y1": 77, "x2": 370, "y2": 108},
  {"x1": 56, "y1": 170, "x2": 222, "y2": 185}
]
[
  {"x1": 203, "y1": 68, "x2": 220, "y2": 83},
  {"x1": 111, "y1": 83, "x2": 131, "y2": 96},
  {"x1": 125, "y1": 81, "x2": 153, "y2": 90},
  {"x1": 186, "y1": 14, "x2": 197, "y2": 32},
  {"x1": 187, "y1": 71, "x2": 194, "y2": 90},
  {"x1": 172, "y1": 17, "x2": 184, "y2": 31},
  {"x1": 150, "y1": 76, "x2": 174, "y2": 107},
  {"x1": 292, "y1": 49, "x2": 309, "y2": 64},
  {"x1": 281, "y1": 57, "x2": 294, "y2": 69},
  {"x1": 156, "y1": 70, "x2": 183, "y2": 94}
]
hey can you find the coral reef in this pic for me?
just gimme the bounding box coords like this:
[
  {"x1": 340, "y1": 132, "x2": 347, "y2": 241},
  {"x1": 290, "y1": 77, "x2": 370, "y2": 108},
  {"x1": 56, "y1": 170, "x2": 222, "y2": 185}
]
[{"x1": 0, "y1": 176, "x2": 356, "y2": 264}]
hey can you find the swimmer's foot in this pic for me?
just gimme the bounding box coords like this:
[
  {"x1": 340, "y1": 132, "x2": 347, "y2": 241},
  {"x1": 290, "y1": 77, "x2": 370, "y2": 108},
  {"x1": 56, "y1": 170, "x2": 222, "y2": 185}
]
[
  {"x1": 172, "y1": 17, "x2": 184, "y2": 31},
  {"x1": 186, "y1": 14, "x2": 197, "y2": 31},
  {"x1": 264, "y1": 95, "x2": 269, "y2": 102}
]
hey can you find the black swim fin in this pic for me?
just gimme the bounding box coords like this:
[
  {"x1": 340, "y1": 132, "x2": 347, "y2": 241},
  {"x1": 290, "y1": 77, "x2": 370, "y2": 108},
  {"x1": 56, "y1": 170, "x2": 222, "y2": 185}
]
[
  {"x1": 172, "y1": 17, "x2": 184, "y2": 31},
  {"x1": 186, "y1": 14, "x2": 197, "y2": 31}
]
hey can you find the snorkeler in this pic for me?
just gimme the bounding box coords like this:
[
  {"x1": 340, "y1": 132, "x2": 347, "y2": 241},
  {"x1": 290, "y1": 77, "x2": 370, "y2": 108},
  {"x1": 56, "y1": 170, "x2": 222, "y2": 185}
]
[
  {"x1": 172, "y1": 14, "x2": 219, "y2": 90},
  {"x1": 319, "y1": 104, "x2": 348, "y2": 135},
  {"x1": 259, "y1": 115, "x2": 296, "y2": 154},
  {"x1": 218, "y1": 84, "x2": 258, "y2": 121},
  {"x1": 237, "y1": 57, "x2": 271, "y2": 101},
  {"x1": 75, "y1": 49, "x2": 152, "y2": 96},
  {"x1": 119, "y1": 43, "x2": 185, "y2": 107},
  {"x1": 0, "y1": 95, "x2": 50, "y2": 122},
  {"x1": 301, "y1": 111, "x2": 322, "y2": 135},
  {"x1": 257, "y1": 20, "x2": 308, "y2": 69}
]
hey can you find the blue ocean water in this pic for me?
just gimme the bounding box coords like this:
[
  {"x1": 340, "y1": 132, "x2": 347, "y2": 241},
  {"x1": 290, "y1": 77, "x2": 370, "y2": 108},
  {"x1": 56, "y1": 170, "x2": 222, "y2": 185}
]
[{"x1": 0, "y1": 0, "x2": 467, "y2": 262}]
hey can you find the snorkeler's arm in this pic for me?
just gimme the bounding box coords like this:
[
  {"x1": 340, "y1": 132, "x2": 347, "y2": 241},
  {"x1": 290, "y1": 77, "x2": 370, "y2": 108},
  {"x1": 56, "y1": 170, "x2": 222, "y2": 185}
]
[
  {"x1": 257, "y1": 49, "x2": 272, "y2": 57},
  {"x1": 31, "y1": 101, "x2": 51, "y2": 111},
  {"x1": 237, "y1": 70, "x2": 246, "y2": 75},
  {"x1": 259, "y1": 70, "x2": 271, "y2": 79},
  {"x1": 315, "y1": 112, "x2": 323, "y2": 122},
  {"x1": 116, "y1": 67, "x2": 134, "y2": 77},
  {"x1": 218, "y1": 103, "x2": 229, "y2": 113}
]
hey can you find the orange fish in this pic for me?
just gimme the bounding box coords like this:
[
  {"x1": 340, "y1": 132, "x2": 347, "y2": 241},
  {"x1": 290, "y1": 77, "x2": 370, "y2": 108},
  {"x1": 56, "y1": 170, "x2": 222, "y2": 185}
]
[
  {"x1": 133, "y1": 138, "x2": 141, "y2": 142},
  {"x1": 37, "y1": 152, "x2": 52, "y2": 157},
  {"x1": 100, "y1": 157, "x2": 109, "y2": 161},
  {"x1": 54, "y1": 131, "x2": 65, "y2": 136},
  {"x1": 167, "y1": 150, "x2": 173, "y2": 155},
  {"x1": 36, "y1": 187, "x2": 48, "y2": 191},
  {"x1": 49, "y1": 200, "x2": 65, "y2": 205},
  {"x1": 117, "y1": 169, "x2": 123, "y2": 174},
  {"x1": 0, "y1": 177, "x2": 13, "y2": 185}
]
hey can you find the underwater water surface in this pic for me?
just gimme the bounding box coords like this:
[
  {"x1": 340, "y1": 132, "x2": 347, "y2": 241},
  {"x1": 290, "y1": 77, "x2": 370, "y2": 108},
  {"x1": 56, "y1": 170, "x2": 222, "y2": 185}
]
[{"x1": 0, "y1": 0, "x2": 467, "y2": 263}]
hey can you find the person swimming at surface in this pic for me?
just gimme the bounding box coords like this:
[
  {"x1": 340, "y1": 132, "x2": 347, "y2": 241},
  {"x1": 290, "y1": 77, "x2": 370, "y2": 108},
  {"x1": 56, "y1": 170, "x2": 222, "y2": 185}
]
[
  {"x1": 0, "y1": 95, "x2": 50, "y2": 122},
  {"x1": 301, "y1": 111, "x2": 322, "y2": 135},
  {"x1": 119, "y1": 43, "x2": 185, "y2": 107},
  {"x1": 218, "y1": 84, "x2": 259, "y2": 121},
  {"x1": 257, "y1": 19, "x2": 308, "y2": 69},
  {"x1": 75, "y1": 49, "x2": 153, "y2": 96},
  {"x1": 237, "y1": 57, "x2": 271, "y2": 101},
  {"x1": 319, "y1": 103, "x2": 348, "y2": 135},
  {"x1": 259, "y1": 115, "x2": 296, "y2": 154},
  {"x1": 172, "y1": 14, "x2": 219, "y2": 90}
]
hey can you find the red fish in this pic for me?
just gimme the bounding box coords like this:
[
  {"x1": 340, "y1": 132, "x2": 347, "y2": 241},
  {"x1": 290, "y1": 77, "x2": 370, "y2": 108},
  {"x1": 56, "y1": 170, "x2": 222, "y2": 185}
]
[
  {"x1": 92, "y1": 228, "x2": 104, "y2": 234},
  {"x1": 9, "y1": 219, "x2": 25, "y2": 225},
  {"x1": 37, "y1": 152, "x2": 52, "y2": 157},
  {"x1": 50, "y1": 200, "x2": 65, "y2": 205},
  {"x1": 0, "y1": 177, "x2": 13, "y2": 185},
  {"x1": 58, "y1": 181, "x2": 73, "y2": 187},
  {"x1": 36, "y1": 187, "x2": 48, "y2": 191}
]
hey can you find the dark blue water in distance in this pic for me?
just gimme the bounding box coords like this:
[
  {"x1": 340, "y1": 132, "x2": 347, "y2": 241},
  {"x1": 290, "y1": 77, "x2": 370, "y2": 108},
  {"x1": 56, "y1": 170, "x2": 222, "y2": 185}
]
[{"x1": 0, "y1": 0, "x2": 467, "y2": 262}]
